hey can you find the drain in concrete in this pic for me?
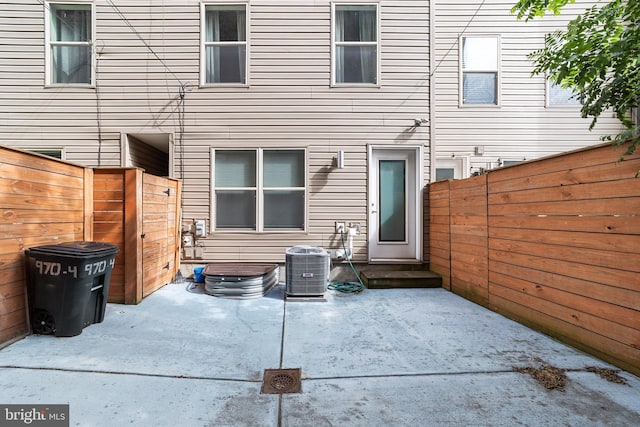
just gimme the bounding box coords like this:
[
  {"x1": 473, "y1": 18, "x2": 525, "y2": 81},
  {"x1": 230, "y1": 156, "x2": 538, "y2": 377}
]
[{"x1": 261, "y1": 368, "x2": 302, "y2": 394}]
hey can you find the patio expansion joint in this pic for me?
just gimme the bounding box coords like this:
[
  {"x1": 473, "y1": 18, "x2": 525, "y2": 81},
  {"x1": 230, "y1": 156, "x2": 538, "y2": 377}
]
[
  {"x1": 300, "y1": 369, "x2": 551, "y2": 382},
  {"x1": 0, "y1": 365, "x2": 263, "y2": 384}
]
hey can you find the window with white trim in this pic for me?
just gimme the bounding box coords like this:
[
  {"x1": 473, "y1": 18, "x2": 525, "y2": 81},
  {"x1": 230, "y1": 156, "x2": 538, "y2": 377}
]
[
  {"x1": 499, "y1": 159, "x2": 523, "y2": 167},
  {"x1": 460, "y1": 36, "x2": 499, "y2": 105},
  {"x1": 548, "y1": 80, "x2": 582, "y2": 106},
  {"x1": 202, "y1": 3, "x2": 248, "y2": 85},
  {"x1": 28, "y1": 148, "x2": 65, "y2": 160},
  {"x1": 213, "y1": 149, "x2": 306, "y2": 231},
  {"x1": 45, "y1": 2, "x2": 94, "y2": 85},
  {"x1": 332, "y1": 3, "x2": 379, "y2": 85},
  {"x1": 435, "y1": 157, "x2": 468, "y2": 181}
]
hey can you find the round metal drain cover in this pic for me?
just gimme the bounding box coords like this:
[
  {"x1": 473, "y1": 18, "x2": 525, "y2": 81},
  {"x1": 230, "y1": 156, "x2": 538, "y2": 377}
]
[
  {"x1": 270, "y1": 373, "x2": 295, "y2": 391},
  {"x1": 261, "y1": 368, "x2": 302, "y2": 394}
]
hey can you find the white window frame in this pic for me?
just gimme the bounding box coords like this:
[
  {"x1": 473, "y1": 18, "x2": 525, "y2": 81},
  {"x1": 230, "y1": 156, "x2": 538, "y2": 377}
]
[
  {"x1": 546, "y1": 79, "x2": 582, "y2": 107},
  {"x1": 44, "y1": 1, "x2": 95, "y2": 87},
  {"x1": 200, "y1": 2, "x2": 250, "y2": 87},
  {"x1": 210, "y1": 148, "x2": 308, "y2": 233},
  {"x1": 459, "y1": 35, "x2": 500, "y2": 107},
  {"x1": 331, "y1": 2, "x2": 380, "y2": 87},
  {"x1": 26, "y1": 148, "x2": 66, "y2": 160},
  {"x1": 435, "y1": 157, "x2": 469, "y2": 181},
  {"x1": 499, "y1": 158, "x2": 523, "y2": 167}
]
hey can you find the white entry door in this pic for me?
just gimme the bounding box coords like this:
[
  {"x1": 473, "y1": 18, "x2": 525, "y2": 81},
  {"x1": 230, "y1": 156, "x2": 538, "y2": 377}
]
[{"x1": 368, "y1": 146, "x2": 422, "y2": 262}]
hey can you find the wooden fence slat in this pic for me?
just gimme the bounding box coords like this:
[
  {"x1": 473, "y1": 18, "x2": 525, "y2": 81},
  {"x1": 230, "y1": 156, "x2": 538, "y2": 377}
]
[
  {"x1": 0, "y1": 163, "x2": 84, "y2": 188},
  {"x1": 0, "y1": 193, "x2": 84, "y2": 210},
  {"x1": 489, "y1": 227, "x2": 640, "y2": 254},
  {"x1": 490, "y1": 238, "x2": 640, "y2": 273},
  {"x1": 489, "y1": 215, "x2": 640, "y2": 235},
  {"x1": 489, "y1": 197, "x2": 640, "y2": 217},
  {"x1": 488, "y1": 179, "x2": 638, "y2": 205}
]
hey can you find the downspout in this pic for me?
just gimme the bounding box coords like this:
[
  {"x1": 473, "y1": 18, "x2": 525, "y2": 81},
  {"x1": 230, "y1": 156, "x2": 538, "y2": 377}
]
[{"x1": 429, "y1": 0, "x2": 437, "y2": 182}]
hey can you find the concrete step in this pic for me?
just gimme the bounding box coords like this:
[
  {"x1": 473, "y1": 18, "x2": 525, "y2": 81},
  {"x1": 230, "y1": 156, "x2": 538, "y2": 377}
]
[{"x1": 359, "y1": 270, "x2": 442, "y2": 289}]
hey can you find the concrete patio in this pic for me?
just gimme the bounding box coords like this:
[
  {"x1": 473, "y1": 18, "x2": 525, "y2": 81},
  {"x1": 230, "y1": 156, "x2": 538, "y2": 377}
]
[{"x1": 1, "y1": 283, "x2": 639, "y2": 426}]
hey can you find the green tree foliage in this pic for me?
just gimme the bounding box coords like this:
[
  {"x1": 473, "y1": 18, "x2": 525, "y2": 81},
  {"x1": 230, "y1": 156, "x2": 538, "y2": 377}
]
[{"x1": 513, "y1": 0, "x2": 639, "y2": 156}]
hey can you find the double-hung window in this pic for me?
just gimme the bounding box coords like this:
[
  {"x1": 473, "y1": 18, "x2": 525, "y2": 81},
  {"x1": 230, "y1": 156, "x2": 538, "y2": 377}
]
[
  {"x1": 332, "y1": 3, "x2": 379, "y2": 85},
  {"x1": 213, "y1": 149, "x2": 306, "y2": 231},
  {"x1": 45, "y1": 2, "x2": 94, "y2": 85},
  {"x1": 460, "y1": 35, "x2": 500, "y2": 105},
  {"x1": 202, "y1": 3, "x2": 248, "y2": 85}
]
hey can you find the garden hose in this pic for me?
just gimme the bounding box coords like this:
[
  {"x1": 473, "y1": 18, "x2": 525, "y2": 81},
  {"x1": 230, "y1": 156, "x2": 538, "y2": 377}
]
[{"x1": 328, "y1": 231, "x2": 365, "y2": 294}]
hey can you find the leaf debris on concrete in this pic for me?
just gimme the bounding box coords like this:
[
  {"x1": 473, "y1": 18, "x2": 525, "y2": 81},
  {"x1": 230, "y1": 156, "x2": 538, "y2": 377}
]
[
  {"x1": 585, "y1": 366, "x2": 629, "y2": 385},
  {"x1": 513, "y1": 364, "x2": 567, "y2": 391}
]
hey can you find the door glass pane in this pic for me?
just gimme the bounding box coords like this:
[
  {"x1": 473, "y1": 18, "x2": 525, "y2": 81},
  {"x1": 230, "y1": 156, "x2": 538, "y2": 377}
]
[
  {"x1": 215, "y1": 190, "x2": 255, "y2": 229},
  {"x1": 264, "y1": 190, "x2": 304, "y2": 229},
  {"x1": 264, "y1": 150, "x2": 304, "y2": 187},
  {"x1": 215, "y1": 150, "x2": 255, "y2": 187},
  {"x1": 379, "y1": 160, "x2": 405, "y2": 242}
]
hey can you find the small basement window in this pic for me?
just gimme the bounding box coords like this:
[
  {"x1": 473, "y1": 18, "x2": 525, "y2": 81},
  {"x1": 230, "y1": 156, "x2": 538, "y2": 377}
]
[{"x1": 28, "y1": 148, "x2": 64, "y2": 160}]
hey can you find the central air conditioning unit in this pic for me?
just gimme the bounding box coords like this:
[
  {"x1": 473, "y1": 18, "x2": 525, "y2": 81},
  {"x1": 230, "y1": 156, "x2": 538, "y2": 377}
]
[{"x1": 285, "y1": 246, "x2": 329, "y2": 300}]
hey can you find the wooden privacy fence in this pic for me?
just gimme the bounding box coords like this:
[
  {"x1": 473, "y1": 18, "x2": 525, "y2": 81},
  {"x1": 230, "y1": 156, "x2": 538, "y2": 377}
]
[
  {"x1": 0, "y1": 146, "x2": 92, "y2": 345},
  {"x1": 0, "y1": 146, "x2": 180, "y2": 347},
  {"x1": 429, "y1": 142, "x2": 640, "y2": 376}
]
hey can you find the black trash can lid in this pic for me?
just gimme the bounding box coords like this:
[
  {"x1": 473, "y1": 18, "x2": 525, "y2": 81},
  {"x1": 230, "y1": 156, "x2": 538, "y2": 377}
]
[{"x1": 26, "y1": 241, "x2": 119, "y2": 258}]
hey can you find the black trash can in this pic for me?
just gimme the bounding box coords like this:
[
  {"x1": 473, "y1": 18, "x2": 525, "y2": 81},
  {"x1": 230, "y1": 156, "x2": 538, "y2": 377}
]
[{"x1": 25, "y1": 241, "x2": 119, "y2": 337}]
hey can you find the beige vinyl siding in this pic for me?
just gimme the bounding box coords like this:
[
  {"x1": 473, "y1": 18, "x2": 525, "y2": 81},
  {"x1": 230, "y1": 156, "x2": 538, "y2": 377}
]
[
  {"x1": 433, "y1": 0, "x2": 626, "y2": 177},
  {"x1": 0, "y1": 1, "x2": 430, "y2": 264}
]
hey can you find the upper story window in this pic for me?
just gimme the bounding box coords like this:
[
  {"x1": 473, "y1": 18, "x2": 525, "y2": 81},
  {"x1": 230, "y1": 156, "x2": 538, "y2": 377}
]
[
  {"x1": 548, "y1": 81, "x2": 582, "y2": 106},
  {"x1": 202, "y1": 3, "x2": 248, "y2": 85},
  {"x1": 460, "y1": 35, "x2": 500, "y2": 105},
  {"x1": 212, "y1": 149, "x2": 306, "y2": 232},
  {"x1": 332, "y1": 3, "x2": 379, "y2": 85},
  {"x1": 45, "y1": 2, "x2": 94, "y2": 85}
]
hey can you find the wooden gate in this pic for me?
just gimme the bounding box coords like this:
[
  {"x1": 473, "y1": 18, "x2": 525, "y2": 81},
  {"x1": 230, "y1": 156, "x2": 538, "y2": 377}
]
[
  {"x1": 93, "y1": 168, "x2": 181, "y2": 304},
  {"x1": 142, "y1": 174, "x2": 180, "y2": 297}
]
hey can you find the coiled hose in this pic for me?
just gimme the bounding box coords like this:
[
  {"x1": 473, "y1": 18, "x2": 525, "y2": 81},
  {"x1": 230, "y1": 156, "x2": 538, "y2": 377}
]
[{"x1": 328, "y1": 231, "x2": 365, "y2": 294}]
